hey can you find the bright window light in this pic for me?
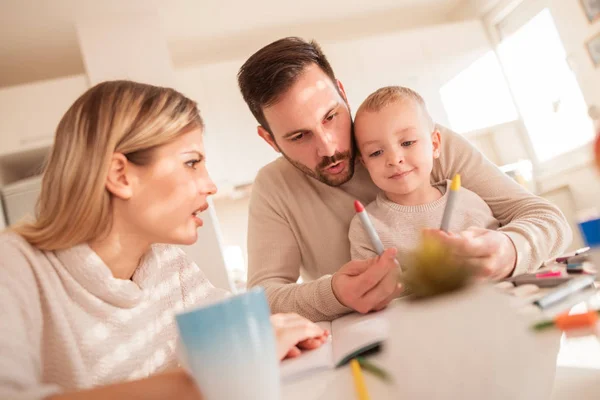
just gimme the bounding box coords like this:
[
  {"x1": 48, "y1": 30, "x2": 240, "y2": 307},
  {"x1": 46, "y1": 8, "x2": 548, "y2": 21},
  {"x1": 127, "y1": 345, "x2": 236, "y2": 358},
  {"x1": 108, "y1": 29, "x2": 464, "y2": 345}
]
[
  {"x1": 497, "y1": 9, "x2": 594, "y2": 162},
  {"x1": 440, "y1": 51, "x2": 519, "y2": 134}
]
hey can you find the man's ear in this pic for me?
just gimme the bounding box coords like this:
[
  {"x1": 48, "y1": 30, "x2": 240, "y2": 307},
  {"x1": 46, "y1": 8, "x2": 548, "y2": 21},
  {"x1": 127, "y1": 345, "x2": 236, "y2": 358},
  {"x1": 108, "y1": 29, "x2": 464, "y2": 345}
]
[
  {"x1": 431, "y1": 129, "x2": 442, "y2": 159},
  {"x1": 105, "y1": 153, "x2": 134, "y2": 200},
  {"x1": 337, "y1": 79, "x2": 349, "y2": 104},
  {"x1": 258, "y1": 126, "x2": 281, "y2": 153}
]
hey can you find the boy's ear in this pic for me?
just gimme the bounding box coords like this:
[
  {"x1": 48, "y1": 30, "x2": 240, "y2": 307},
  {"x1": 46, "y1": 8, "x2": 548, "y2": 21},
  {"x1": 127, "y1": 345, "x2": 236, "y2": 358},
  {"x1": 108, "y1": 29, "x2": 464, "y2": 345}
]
[
  {"x1": 431, "y1": 129, "x2": 441, "y2": 159},
  {"x1": 258, "y1": 126, "x2": 281, "y2": 153}
]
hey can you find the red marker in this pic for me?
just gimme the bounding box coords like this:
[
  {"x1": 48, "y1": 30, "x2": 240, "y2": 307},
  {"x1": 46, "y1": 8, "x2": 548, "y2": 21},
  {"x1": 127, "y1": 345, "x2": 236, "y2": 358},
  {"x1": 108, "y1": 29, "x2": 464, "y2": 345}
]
[{"x1": 354, "y1": 200, "x2": 384, "y2": 255}]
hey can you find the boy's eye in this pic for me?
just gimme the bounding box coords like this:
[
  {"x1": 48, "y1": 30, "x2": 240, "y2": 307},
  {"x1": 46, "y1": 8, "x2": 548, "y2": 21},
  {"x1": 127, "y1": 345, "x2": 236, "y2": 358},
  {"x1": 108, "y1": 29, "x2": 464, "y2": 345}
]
[
  {"x1": 368, "y1": 150, "x2": 383, "y2": 158},
  {"x1": 402, "y1": 141, "x2": 416, "y2": 147}
]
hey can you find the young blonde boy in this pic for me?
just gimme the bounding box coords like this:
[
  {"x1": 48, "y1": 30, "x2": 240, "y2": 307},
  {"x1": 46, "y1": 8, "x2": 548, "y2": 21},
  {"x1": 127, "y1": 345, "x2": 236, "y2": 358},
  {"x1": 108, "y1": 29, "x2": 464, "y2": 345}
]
[{"x1": 348, "y1": 86, "x2": 500, "y2": 264}]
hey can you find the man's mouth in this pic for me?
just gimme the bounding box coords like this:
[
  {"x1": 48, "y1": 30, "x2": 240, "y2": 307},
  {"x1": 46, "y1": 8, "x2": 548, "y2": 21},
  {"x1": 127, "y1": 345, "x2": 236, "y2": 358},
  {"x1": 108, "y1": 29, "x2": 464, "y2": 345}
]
[{"x1": 323, "y1": 160, "x2": 346, "y2": 175}]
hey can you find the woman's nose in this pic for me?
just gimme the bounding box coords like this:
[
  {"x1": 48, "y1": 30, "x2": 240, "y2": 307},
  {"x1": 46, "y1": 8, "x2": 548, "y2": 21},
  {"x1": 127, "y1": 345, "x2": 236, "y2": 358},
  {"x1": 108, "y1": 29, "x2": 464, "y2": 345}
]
[{"x1": 200, "y1": 174, "x2": 217, "y2": 196}]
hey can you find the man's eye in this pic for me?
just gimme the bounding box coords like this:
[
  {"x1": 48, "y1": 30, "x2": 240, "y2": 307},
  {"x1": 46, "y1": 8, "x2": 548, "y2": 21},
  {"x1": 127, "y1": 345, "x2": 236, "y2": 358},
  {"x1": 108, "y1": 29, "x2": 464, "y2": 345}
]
[
  {"x1": 325, "y1": 113, "x2": 337, "y2": 122},
  {"x1": 290, "y1": 133, "x2": 306, "y2": 142}
]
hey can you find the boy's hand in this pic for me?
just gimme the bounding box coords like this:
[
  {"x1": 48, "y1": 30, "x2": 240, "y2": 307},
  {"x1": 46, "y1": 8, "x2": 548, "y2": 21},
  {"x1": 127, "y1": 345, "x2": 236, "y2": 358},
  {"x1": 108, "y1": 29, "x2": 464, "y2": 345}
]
[{"x1": 423, "y1": 227, "x2": 517, "y2": 279}]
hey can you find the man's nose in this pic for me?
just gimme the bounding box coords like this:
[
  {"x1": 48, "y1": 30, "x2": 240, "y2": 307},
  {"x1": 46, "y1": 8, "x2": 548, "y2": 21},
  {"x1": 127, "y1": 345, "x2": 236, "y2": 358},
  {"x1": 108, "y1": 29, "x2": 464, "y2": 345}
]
[{"x1": 315, "y1": 129, "x2": 337, "y2": 158}]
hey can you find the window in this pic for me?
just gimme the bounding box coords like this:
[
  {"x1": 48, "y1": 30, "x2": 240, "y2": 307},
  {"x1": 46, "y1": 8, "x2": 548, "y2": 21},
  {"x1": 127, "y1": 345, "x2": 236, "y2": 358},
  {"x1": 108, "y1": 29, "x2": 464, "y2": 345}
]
[
  {"x1": 440, "y1": 51, "x2": 518, "y2": 134},
  {"x1": 497, "y1": 9, "x2": 593, "y2": 162}
]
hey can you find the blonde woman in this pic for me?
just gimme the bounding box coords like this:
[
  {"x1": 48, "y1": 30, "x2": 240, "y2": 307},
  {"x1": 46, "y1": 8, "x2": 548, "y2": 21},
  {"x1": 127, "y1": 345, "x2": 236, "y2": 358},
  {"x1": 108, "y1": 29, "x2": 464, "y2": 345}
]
[{"x1": 0, "y1": 81, "x2": 328, "y2": 400}]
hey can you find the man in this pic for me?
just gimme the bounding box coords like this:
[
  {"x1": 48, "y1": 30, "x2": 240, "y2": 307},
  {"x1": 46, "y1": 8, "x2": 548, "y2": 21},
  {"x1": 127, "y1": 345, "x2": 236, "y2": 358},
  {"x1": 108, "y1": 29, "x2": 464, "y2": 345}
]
[{"x1": 237, "y1": 37, "x2": 571, "y2": 322}]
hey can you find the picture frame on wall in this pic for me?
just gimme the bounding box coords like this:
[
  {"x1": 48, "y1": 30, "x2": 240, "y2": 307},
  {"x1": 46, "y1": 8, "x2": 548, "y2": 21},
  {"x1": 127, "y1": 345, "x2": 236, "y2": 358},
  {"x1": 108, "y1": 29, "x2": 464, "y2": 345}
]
[
  {"x1": 586, "y1": 32, "x2": 600, "y2": 67},
  {"x1": 581, "y1": 0, "x2": 600, "y2": 23}
]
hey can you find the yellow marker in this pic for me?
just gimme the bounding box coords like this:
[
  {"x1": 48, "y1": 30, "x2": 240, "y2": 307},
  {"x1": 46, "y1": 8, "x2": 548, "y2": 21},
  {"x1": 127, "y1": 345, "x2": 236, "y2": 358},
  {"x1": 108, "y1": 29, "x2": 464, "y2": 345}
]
[
  {"x1": 450, "y1": 174, "x2": 461, "y2": 191},
  {"x1": 440, "y1": 174, "x2": 461, "y2": 232},
  {"x1": 350, "y1": 358, "x2": 371, "y2": 400}
]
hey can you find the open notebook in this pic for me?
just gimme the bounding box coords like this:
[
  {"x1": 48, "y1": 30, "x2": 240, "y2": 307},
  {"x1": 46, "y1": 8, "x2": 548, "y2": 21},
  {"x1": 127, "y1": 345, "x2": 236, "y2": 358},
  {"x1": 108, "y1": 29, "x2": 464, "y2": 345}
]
[{"x1": 280, "y1": 310, "x2": 389, "y2": 380}]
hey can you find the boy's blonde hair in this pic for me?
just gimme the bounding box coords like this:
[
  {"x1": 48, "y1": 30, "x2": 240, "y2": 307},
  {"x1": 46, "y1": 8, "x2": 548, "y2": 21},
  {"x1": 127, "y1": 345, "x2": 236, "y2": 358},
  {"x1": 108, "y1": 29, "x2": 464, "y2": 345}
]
[
  {"x1": 12, "y1": 80, "x2": 203, "y2": 251},
  {"x1": 356, "y1": 86, "x2": 434, "y2": 129}
]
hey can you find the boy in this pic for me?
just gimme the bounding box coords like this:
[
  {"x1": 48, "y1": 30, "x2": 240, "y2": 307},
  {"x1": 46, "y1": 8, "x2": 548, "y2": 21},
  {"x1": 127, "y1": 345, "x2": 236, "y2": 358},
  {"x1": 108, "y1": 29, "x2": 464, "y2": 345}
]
[{"x1": 349, "y1": 86, "x2": 500, "y2": 264}]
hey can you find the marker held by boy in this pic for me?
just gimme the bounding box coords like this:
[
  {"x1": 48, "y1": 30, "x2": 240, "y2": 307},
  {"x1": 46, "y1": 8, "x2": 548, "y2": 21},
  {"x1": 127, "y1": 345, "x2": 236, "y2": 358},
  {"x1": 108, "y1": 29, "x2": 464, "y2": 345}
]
[
  {"x1": 440, "y1": 174, "x2": 461, "y2": 232},
  {"x1": 354, "y1": 200, "x2": 384, "y2": 255}
]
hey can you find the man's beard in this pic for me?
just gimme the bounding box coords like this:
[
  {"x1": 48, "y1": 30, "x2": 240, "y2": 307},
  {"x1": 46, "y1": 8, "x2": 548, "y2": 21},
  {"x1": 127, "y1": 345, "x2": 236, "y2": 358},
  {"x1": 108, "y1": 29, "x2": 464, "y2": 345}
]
[{"x1": 276, "y1": 112, "x2": 357, "y2": 187}]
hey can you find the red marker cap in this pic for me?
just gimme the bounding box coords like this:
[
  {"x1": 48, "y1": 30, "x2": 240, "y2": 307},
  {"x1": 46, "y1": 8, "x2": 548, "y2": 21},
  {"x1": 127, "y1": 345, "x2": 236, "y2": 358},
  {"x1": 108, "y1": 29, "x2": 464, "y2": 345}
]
[{"x1": 354, "y1": 200, "x2": 364, "y2": 213}]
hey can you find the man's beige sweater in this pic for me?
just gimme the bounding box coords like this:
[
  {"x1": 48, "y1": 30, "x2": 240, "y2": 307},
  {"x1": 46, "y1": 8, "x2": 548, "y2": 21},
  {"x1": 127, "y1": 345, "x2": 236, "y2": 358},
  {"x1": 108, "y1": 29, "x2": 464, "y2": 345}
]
[{"x1": 247, "y1": 127, "x2": 571, "y2": 322}]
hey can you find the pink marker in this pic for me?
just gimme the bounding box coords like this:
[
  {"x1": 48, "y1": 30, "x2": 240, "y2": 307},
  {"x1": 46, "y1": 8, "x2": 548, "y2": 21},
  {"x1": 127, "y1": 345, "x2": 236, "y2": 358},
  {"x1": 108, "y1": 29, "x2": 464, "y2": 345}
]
[
  {"x1": 354, "y1": 200, "x2": 384, "y2": 255},
  {"x1": 536, "y1": 271, "x2": 562, "y2": 278}
]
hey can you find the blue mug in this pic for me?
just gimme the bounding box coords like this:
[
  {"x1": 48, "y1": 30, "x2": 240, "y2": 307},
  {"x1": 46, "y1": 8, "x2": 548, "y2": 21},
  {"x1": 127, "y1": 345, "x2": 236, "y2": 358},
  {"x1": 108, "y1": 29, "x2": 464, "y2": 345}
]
[{"x1": 176, "y1": 287, "x2": 280, "y2": 400}]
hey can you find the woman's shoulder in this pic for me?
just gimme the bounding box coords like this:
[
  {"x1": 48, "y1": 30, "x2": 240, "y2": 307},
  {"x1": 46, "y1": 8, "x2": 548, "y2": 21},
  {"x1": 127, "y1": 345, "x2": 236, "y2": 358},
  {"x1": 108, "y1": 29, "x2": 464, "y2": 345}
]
[
  {"x1": 0, "y1": 230, "x2": 41, "y2": 261},
  {"x1": 0, "y1": 231, "x2": 42, "y2": 289}
]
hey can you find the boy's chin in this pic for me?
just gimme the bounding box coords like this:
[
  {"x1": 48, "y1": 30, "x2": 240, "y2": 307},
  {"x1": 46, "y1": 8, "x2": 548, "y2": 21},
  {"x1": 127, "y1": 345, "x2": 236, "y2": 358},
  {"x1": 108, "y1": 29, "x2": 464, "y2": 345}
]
[{"x1": 381, "y1": 183, "x2": 415, "y2": 196}]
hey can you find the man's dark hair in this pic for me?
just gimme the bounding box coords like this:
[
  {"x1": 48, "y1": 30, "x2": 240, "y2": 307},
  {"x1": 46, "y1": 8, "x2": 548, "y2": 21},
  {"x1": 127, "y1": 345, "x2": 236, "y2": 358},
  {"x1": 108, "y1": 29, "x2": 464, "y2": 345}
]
[{"x1": 237, "y1": 37, "x2": 337, "y2": 133}]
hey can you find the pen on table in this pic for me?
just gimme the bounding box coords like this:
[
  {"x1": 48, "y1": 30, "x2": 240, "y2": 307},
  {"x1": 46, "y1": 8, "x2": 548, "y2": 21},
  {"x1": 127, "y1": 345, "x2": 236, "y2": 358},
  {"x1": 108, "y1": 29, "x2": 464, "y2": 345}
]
[
  {"x1": 350, "y1": 358, "x2": 371, "y2": 400},
  {"x1": 533, "y1": 274, "x2": 597, "y2": 309},
  {"x1": 532, "y1": 309, "x2": 600, "y2": 332},
  {"x1": 354, "y1": 200, "x2": 384, "y2": 255},
  {"x1": 440, "y1": 174, "x2": 461, "y2": 232},
  {"x1": 556, "y1": 247, "x2": 590, "y2": 263},
  {"x1": 356, "y1": 357, "x2": 392, "y2": 383}
]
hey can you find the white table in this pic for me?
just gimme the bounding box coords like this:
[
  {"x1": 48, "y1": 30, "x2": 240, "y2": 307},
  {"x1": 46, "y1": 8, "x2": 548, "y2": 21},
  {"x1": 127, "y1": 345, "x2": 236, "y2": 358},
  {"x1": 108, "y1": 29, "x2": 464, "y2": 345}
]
[{"x1": 282, "y1": 285, "x2": 600, "y2": 399}]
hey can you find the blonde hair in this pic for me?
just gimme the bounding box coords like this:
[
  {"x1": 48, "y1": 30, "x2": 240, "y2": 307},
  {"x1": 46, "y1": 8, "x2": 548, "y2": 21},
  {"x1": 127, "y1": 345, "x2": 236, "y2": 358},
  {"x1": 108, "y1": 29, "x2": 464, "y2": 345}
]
[
  {"x1": 12, "y1": 80, "x2": 203, "y2": 251},
  {"x1": 356, "y1": 86, "x2": 434, "y2": 128}
]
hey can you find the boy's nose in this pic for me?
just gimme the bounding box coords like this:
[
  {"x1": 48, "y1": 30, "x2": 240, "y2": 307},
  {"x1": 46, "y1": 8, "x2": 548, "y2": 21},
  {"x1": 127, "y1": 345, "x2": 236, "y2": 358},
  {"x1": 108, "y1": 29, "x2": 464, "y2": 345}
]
[{"x1": 386, "y1": 151, "x2": 403, "y2": 166}]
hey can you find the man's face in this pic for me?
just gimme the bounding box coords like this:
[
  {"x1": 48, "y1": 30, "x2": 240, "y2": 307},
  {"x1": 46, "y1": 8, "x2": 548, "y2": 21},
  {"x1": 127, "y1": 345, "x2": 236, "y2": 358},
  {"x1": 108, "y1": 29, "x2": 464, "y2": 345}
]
[{"x1": 260, "y1": 64, "x2": 355, "y2": 187}]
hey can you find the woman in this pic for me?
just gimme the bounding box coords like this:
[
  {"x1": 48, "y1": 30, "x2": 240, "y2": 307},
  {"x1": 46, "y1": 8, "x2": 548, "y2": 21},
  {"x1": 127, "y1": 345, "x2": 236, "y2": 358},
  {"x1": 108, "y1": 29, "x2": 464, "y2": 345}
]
[{"x1": 0, "y1": 81, "x2": 328, "y2": 399}]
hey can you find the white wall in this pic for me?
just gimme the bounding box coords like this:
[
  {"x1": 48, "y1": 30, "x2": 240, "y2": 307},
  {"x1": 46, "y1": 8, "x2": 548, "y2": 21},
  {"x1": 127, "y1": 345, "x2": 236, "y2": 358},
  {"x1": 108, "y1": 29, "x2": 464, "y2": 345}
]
[{"x1": 212, "y1": 195, "x2": 251, "y2": 265}]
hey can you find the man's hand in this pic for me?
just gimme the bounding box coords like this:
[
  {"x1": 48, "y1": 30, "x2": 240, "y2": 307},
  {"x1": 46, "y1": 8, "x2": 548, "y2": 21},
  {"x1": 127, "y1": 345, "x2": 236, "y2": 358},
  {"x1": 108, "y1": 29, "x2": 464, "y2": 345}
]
[
  {"x1": 423, "y1": 227, "x2": 517, "y2": 279},
  {"x1": 332, "y1": 248, "x2": 402, "y2": 314}
]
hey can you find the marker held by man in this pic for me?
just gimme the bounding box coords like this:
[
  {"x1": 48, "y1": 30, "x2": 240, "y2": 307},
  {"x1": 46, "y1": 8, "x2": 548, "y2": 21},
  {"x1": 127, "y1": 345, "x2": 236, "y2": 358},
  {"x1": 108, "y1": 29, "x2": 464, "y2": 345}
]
[
  {"x1": 354, "y1": 200, "x2": 384, "y2": 255},
  {"x1": 440, "y1": 174, "x2": 461, "y2": 232}
]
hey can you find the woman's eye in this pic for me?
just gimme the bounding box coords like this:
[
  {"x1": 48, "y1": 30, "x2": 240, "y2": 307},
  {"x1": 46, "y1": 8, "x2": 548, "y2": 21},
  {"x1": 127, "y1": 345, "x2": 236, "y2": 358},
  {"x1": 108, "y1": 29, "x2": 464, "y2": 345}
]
[{"x1": 186, "y1": 159, "x2": 201, "y2": 168}]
